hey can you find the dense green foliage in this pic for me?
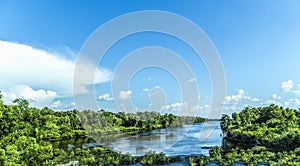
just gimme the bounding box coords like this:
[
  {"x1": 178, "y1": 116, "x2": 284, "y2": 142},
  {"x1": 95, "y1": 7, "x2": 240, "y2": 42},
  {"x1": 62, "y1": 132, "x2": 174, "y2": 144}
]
[
  {"x1": 5, "y1": 95, "x2": 300, "y2": 165},
  {"x1": 189, "y1": 104, "x2": 300, "y2": 165},
  {"x1": 80, "y1": 109, "x2": 205, "y2": 136},
  {"x1": 1, "y1": 97, "x2": 207, "y2": 165}
]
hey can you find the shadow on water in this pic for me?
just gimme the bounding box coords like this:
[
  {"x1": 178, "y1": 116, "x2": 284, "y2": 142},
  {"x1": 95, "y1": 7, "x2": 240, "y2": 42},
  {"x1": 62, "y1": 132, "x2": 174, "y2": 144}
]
[{"x1": 51, "y1": 137, "x2": 95, "y2": 150}]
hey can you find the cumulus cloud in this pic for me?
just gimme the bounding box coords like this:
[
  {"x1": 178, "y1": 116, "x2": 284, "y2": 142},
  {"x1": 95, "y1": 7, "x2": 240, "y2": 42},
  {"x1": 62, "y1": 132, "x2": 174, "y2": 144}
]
[
  {"x1": 293, "y1": 90, "x2": 300, "y2": 95},
  {"x1": 223, "y1": 105, "x2": 239, "y2": 112},
  {"x1": 118, "y1": 90, "x2": 132, "y2": 100},
  {"x1": 292, "y1": 99, "x2": 300, "y2": 107},
  {"x1": 284, "y1": 98, "x2": 300, "y2": 108},
  {"x1": 221, "y1": 81, "x2": 300, "y2": 113},
  {"x1": 160, "y1": 102, "x2": 200, "y2": 116},
  {"x1": 281, "y1": 80, "x2": 293, "y2": 92},
  {"x1": 279, "y1": 80, "x2": 300, "y2": 96},
  {"x1": 0, "y1": 40, "x2": 112, "y2": 96},
  {"x1": 291, "y1": 83, "x2": 300, "y2": 95},
  {"x1": 272, "y1": 94, "x2": 282, "y2": 100},
  {"x1": 2, "y1": 84, "x2": 57, "y2": 108},
  {"x1": 223, "y1": 89, "x2": 258, "y2": 112},
  {"x1": 262, "y1": 100, "x2": 282, "y2": 106},
  {"x1": 142, "y1": 86, "x2": 160, "y2": 93},
  {"x1": 224, "y1": 89, "x2": 250, "y2": 104},
  {"x1": 98, "y1": 93, "x2": 114, "y2": 102},
  {"x1": 73, "y1": 58, "x2": 112, "y2": 94},
  {"x1": 51, "y1": 101, "x2": 62, "y2": 109},
  {"x1": 251, "y1": 97, "x2": 260, "y2": 102},
  {"x1": 161, "y1": 102, "x2": 182, "y2": 111},
  {"x1": 51, "y1": 101, "x2": 76, "y2": 110}
]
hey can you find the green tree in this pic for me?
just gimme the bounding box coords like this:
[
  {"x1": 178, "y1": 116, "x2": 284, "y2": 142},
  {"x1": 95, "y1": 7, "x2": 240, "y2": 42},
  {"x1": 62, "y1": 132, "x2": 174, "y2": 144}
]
[{"x1": 13, "y1": 98, "x2": 29, "y2": 111}]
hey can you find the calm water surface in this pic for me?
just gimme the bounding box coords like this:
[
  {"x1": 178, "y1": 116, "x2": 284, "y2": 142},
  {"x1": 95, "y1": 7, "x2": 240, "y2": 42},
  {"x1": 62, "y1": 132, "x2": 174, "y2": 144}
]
[{"x1": 95, "y1": 121, "x2": 222, "y2": 157}]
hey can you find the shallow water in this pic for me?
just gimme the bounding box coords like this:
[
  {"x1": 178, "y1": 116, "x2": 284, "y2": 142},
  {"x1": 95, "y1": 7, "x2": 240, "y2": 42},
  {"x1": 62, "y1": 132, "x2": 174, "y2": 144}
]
[{"x1": 95, "y1": 121, "x2": 223, "y2": 156}]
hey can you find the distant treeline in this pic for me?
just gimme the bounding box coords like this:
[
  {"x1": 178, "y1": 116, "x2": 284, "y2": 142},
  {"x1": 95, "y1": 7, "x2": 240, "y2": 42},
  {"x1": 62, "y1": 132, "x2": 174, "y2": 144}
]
[{"x1": 80, "y1": 109, "x2": 206, "y2": 136}]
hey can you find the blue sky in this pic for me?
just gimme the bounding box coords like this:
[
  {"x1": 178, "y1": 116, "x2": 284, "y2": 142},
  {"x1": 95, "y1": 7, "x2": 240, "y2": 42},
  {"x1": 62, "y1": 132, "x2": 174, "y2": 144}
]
[{"x1": 1, "y1": 0, "x2": 300, "y2": 117}]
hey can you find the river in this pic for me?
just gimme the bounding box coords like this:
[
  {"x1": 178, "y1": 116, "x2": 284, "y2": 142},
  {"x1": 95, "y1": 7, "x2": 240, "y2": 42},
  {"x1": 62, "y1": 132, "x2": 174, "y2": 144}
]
[{"x1": 95, "y1": 121, "x2": 222, "y2": 157}]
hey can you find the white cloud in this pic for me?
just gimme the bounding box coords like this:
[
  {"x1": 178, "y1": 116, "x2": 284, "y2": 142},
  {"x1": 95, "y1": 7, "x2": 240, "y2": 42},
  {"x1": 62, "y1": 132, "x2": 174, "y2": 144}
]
[
  {"x1": 293, "y1": 90, "x2": 300, "y2": 95},
  {"x1": 154, "y1": 85, "x2": 160, "y2": 89},
  {"x1": 51, "y1": 101, "x2": 76, "y2": 110},
  {"x1": 293, "y1": 99, "x2": 300, "y2": 107},
  {"x1": 98, "y1": 93, "x2": 114, "y2": 102},
  {"x1": 0, "y1": 40, "x2": 112, "y2": 96},
  {"x1": 262, "y1": 100, "x2": 282, "y2": 106},
  {"x1": 73, "y1": 59, "x2": 112, "y2": 94},
  {"x1": 238, "y1": 89, "x2": 245, "y2": 95},
  {"x1": 187, "y1": 78, "x2": 196, "y2": 83},
  {"x1": 161, "y1": 102, "x2": 182, "y2": 111},
  {"x1": 222, "y1": 81, "x2": 300, "y2": 113},
  {"x1": 2, "y1": 84, "x2": 57, "y2": 108},
  {"x1": 148, "y1": 86, "x2": 162, "y2": 97},
  {"x1": 224, "y1": 89, "x2": 249, "y2": 103},
  {"x1": 281, "y1": 80, "x2": 293, "y2": 92},
  {"x1": 291, "y1": 83, "x2": 300, "y2": 95},
  {"x1": 142, "y1": 88, "x2": 150, "y2": 92},
  {"x1": 223, "y1": 103, "x2": 251, "y2": 113},
  {"x1": 251, "y1": 97, "x2": 260, "y2": 102},
  {"x1": 160, "y1": 102, "x2": 200, "y2": 116},
  {"x1": 51, "y1": 101, "x2": 62, "y2": 108},
  {"x1": 118, "y1": 90, "x2": 132, "y2": 100},
  {"x1": 284, "y1": 98, "x2": 300, "y2": 108},
  {"x1": 223, "y1": 89, "x2": 258, "y2": 113},
  {"x1": 142, "y1": 86, "x2": 160, "y2": 93},
  {"x1": 278, "y1": 80, "x2": 300, "y2": 96},
  {"x1": 272, "y1": 94, "x2": 282, "y2": 99},
  {"x1": 223, "y1": 105, "x2": 239, "y2": 112}
]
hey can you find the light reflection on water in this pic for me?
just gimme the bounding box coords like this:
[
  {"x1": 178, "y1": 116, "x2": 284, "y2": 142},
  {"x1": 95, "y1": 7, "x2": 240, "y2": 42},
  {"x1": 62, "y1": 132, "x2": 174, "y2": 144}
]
[{"x1": 95, "y1": 121, "x2": 222, "y2": 156}]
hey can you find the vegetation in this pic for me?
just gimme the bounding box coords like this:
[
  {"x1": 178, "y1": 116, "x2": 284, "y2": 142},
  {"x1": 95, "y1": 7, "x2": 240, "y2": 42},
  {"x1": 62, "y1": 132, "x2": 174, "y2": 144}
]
[
  {"x1": 80, "y1": 109, "x2": 205, "y2": 136},
  {"x1": 189, "y1": 104, "x2": 300, "y2": 165},
  {"x1": 0, "y1": 96, "x2": 205, "y2": 165},
  {"x1": 7, "y1": 94, "x2": 300, "y2": 165}
]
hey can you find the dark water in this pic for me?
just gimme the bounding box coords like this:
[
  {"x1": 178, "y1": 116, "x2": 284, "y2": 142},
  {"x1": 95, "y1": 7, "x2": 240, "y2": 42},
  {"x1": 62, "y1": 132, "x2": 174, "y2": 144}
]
[
  {"x1": 51, "y1": 137, "x2": 94, "y2": 150},
  {"x1": 94, "y1": 121, "x2": 223, "y2": 157}
]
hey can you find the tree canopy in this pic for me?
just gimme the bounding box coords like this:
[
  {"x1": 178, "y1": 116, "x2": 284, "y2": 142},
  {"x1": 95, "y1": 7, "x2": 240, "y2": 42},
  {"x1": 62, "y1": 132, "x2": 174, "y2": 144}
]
[
  {"x1": 0, "y1": 98, "x2": 205, "y2": 165},
  {"x1": 189, "y1": 104, "x2": 300, "y2": 165}
]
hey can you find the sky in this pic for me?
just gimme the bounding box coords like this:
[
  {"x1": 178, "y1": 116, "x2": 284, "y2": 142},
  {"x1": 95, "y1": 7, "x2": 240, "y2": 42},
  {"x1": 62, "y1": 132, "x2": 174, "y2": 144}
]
[{"x1": 1, "y1": 0, "x2": 300, "y2": 117}]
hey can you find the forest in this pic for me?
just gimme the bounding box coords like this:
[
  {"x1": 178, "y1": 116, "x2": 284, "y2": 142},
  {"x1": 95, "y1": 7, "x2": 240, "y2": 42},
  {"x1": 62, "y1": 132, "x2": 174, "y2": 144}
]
[
  {"x1": 80, "y1": 109, "x2": 205, "y2": 136},
  {"x1": 189, "y1": 104, "x2": 300, "y2": 165},
  {"x1": 0, "y1": 94, "x2": 204, "y2": 165},
  {"x1": 2, "y1": 90, "x2": 300, "y2": 166}
]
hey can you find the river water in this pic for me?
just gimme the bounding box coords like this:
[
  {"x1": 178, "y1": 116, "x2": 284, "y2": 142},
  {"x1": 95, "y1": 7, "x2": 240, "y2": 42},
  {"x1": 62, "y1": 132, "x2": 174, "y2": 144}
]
[{"x1": 96, "y1": 121, "x2": 222, "y2": 157}]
